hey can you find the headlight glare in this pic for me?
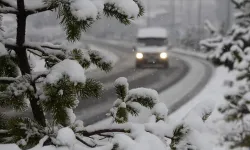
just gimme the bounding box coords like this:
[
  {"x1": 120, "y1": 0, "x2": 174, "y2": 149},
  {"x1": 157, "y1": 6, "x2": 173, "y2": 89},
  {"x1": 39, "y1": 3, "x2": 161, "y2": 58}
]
[
  {"x1": 160, "y1": 52, "x2": 167, "y2": 59},
  {"x1": 136, "y1": 53, "x2": 143, "y2": 59}
]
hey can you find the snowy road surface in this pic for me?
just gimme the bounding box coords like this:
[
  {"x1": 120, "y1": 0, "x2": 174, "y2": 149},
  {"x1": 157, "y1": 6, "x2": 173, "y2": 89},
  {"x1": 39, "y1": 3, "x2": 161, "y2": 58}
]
[
  {"x1": 76, "y1": 39, "x2": 213, "y2": 125},
  {"x1": 1, "y1": 39, "x2": 213, "y2": 126}
]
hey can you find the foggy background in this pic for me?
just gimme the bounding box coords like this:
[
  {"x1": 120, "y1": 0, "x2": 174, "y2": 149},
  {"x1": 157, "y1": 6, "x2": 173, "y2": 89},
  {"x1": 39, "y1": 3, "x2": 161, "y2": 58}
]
[
  {"x1": 87, "y1": 0, "x2": 233, "y2": 49},
  {"x1": 2, "y1": 0, "x2": 234, "y2": 50}
]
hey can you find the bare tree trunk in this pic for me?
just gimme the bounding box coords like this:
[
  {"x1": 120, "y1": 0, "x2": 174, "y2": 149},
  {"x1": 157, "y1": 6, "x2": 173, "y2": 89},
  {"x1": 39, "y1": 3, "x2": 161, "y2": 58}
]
[{"x1": 16, "y1": 0, "x2": 46, "y2": 126}]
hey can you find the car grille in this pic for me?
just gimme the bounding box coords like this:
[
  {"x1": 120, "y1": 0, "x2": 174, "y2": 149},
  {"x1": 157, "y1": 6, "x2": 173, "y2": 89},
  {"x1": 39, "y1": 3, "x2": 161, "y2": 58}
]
[{"x1": 144, "y1": 53, "x2": 159, "y2": 59}]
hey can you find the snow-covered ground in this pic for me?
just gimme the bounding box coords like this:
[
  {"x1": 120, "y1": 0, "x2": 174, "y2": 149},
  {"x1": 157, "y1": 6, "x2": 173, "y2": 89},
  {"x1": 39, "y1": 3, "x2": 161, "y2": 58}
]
[
  {"x1": 163, "y1": 48, "x2": 235, "y2": 149},
  {"x1": 167, "y1": 49, "x2": 239, "y2": 149},
  {"x1": 169, "y1": 66, "x2": 234, "y2": 150},
  {"x1": 172, "y1": 48, "x2": 208, "y2": 59}
]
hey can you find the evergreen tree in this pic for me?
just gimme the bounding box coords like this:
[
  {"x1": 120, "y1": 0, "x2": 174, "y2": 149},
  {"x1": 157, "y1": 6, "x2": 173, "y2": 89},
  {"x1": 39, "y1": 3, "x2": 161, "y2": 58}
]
[
  {"x1": 0, "y1": 0, "x2": 214, "y2": 149},
  {"x1": 201, "y1": 0, "x2": 250, "y2": 148}
]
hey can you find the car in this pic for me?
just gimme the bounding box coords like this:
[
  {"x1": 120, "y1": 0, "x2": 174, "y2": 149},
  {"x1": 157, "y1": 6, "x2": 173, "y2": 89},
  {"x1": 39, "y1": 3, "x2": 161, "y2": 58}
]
[{"x1": 134, "y1": 27, "x2": 169, "y2": 68}]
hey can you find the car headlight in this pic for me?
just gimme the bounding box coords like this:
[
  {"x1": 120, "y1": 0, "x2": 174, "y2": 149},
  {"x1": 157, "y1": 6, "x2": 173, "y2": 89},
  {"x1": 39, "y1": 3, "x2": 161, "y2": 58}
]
[
  {"x1": 160, "y1": 52, "x2": 168, "y2": 59},
  {"x1": 136, "y1": 53, "x2": 143, "y2": 59}
]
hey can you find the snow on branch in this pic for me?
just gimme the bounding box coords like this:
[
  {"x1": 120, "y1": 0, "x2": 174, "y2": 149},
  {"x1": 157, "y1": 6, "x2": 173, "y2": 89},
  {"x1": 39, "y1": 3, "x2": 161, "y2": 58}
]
[
  {"x1": 0, "y1": 0, "x2": 17, "y2": 14},
  {"x1": 78, "y1": 128, "x2": 129, "y2": 137},
  {"x1": 204, "y1": 20, "x2": 217, "y2": 35},
  {"x1": 45, "y1": 59, "x2": 86, "y2": 84},
  {"x1": 75, "y1": 136, "x2": 97, "y2": 148},
  {"x1": 0, "y1": 0, "x2": 17, "y2": 9},
  {"x1": 24, "y1": 41, "x2": 62, "y2": 57},
  {"x1": 78, "y1": 123, "x2": 173, "y2": 139},
  {"x1": 32, "y1": 71, "x2": 49, "y2": 83},
  {"x1": 231, "y1": 0, "x2": 250, "y2": 9},
  {"x1": 0, "y1": 77, "x2": 16, "y2": 84},
  {"x1": 3, "y1": 39, "x2": 62, "y2": 62},
  {"x1": 236, "y1": 12, "x2": 250, "y2": 20},
  {"x1": 200, "y1": 36, "x2": 223, "y2": 50},
  {"x1": 0, "y1": 7, "x2": 17, "y2": 14},
  {"x1": 25, "y1": 3, "x2": 56, "y2": 16},
  {"x1": 0, "y1": 0, "x2": 55, "y2": 15},
  {"x1": 40, "y1": 42, "x2": 66, "y2": 52}
]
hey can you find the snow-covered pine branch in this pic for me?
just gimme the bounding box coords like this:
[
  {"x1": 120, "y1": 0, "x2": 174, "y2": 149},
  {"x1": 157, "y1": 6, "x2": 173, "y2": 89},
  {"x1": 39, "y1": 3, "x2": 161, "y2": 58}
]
[
  {"x1": 0, "y1": 0, "x2": 144, "y2": 148},
  {"x1": 1, "y1": 0, "x2": 144, "y2": 40},
  {"x1": 204, "y1": 20, "x2": 218, "y2": 36},
  {"x1": 0, "y1": 77, "x2": 16, "y2": 84},
  {"x1": 0, "y1": 0, "x2": 17, "y2": 9},
  {"x1": 17, "y1": 80, "x2": 214, "y2": 150},
  {"x1": 1, "y1": 37, "x2": 112, "y2": 72},
  {"x1": 0, "y1": 71, "x2": 216, "y2": 150},
  {"x1": 0, "y1": 0, "x2": 17, "y2": 14},
  {"x1": 109, "y1": 77, "x2": 159, "y2": 123},
  {"x1": 25, "y1": 1, "x2": 56, "y2": 16},
  {"x1": 201, "y1": 0, "x2": 250, "y2": 148},
  {"x1": 0, "y1": 7, "x2": 17, "y2": 14},
  {"x1": 40, "y1": 0, "x2": 144, "y2": 41},
  {"x1": 2, "y1": 39, "x2": 62, "y2": 63},
  {"x1": 232, "y1": 0, "x2": 250, "y2": 9}
]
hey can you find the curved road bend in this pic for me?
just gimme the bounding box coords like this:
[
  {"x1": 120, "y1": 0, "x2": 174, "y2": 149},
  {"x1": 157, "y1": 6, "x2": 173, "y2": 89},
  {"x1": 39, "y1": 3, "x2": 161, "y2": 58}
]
[
  {"x1": 76, "y1": 40, "x2": 213, "y2": 125},
  {"x1": 1, "y1": 40, "x2": 213, "y2": 126}
]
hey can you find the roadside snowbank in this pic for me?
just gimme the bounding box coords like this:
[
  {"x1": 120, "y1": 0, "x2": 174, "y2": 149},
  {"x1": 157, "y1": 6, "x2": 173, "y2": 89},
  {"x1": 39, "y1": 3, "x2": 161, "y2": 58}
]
[
  {"x1": 169, "y1": 66, "x2": 235, "y2": 150},
  {"x1": 168, "y1": 48, "x2": 235, "y2": 149},
  {"x1": 172, "y1": 48, "x2": 208, "y2": 59}
]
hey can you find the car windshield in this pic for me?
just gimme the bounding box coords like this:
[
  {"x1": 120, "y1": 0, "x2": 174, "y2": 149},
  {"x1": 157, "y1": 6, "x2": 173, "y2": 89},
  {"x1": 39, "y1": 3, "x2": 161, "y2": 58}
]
[{"x1": 137, "y1": 38, "x2": 167, "y2": 46}]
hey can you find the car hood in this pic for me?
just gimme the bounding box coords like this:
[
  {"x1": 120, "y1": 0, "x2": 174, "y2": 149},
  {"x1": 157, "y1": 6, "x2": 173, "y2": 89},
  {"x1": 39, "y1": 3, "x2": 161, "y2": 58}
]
[{"x1": 136, "y1": 46, "x2": 167, "y2": 53}]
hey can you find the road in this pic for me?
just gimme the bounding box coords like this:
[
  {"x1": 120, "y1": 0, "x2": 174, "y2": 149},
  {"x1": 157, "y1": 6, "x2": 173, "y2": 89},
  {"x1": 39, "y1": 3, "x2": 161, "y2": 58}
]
[
  {"x1": 76, "y1": 39, "x2": 213, "y2": 125},
  {"x1": 1, "y1": 39, "x2": 213, "y2": 126}
]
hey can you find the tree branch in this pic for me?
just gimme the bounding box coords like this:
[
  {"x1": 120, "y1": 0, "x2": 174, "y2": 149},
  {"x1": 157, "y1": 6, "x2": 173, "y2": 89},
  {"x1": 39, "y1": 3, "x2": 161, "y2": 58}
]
[
  {"x1": 32, "y1": 72, "x2": 48, "y2": 83},
  {"x1": 27, "y1": 49, "x2": 42, "y2": 57},
  {"x1": 24, "y1": 42, "x2": 56, "y2": 57},
  {"x1": 98, "y1": 133, "x2": 114, "y2": 138},
  {"x1": 231, "y1": 0, "x2": 250, "y2": 9},
  {"x1": 78, "y1": 128, "x2": 129, "y2": 137},
  {"x1": 0, "y1": 77, "x2": 16, "y2": 84},
  {"x1": 24, "y1": 42, "x2": 65, "y2": 59},
  {"x1": 0, "y1": 0, "x2": 17, "y2": 9},
  {"x1": 41, "y1": 43, "x2": 66, "y2": 52},
  {"x1": 236, "y1": 12, "x2": 250, "y2": 19},
  {"x1": 6, "y1": 39, "x2": 64, "y2": 52},
  {"x1": 4, "y1": 40, "x2": 62, "y2": 62},
  {"x1": 26, "y1": 5, "x2": 56, "y2": 16},
  {"x1": 0, "y1": 7, "x2": 17, "y2": 14},
  {"x1": 0, "y1": 0, "x2": 57, "y2": 15},
  {"x1": 231, "y1": 0, "x2": 241, "y2": 8},
  {"x1": 77, "y1": 125, "x2": 173, "y2": 140},
  {"x1": 76, "y1": 136, "x2": 97, "y2": 148}
]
